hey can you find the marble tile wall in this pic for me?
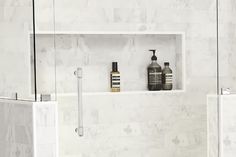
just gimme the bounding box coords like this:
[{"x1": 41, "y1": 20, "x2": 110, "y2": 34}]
[
  {"x1": 0, "y1": 100, "x2": 58, "y2": 157},
  {"x1": 0, "y1": 0, "x2": 235, "y2": 94},
  {"x1": 207, "y1": 95, "x2": 218, "y2": 157},
  {"x1": 0, "y1": 100, "x2": 33, "y2": 157},
  {"x1": 34, "y1": 102, "x2": 58, "y2": 157},
  {"x1": 37, "y1": 0, "x2": 226, "y2": 157},
  {"x1": 220, "y1": 95, "x2": 236, "y2": 157},
  {"x1": 50, "y1": 1, "x2": 219, "y2": 156},
  {"x1": 58, "y1": 93, "x2": 207, "y2": 157},
  {"x1": 207, "y1": 95, "x2": 236, "y2": 157},
  {"x1": 0, "y1": 0, "x2": 236, "y2": 157}
]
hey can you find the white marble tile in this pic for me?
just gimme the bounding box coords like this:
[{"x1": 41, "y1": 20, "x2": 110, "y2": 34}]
[
  {"x1": 208, "y1": 95, "x2": 236, "y2": 157},
  {"x1": 1, "y1": 0, "x2": 236, "y2": 157},
  {"x1": 0, "y1": 100, "x2": 58, "y2": 157},
  {"x1": 221, "y1": 95, "x2": 236, "y2": 157},
  {"x1": 58, "y1": 93, "x2": 208, "y2": 157}
]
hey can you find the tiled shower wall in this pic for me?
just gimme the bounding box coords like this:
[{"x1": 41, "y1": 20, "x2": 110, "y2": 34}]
[
  {"x1": 208, "y1": 95, "x2": 236, "y2": 157},
  {"x1": 0, "y1": 100, "x2": 58, "y2": 157},
  {"x1": 59, "y1": 93, "x2": 207, "y2": 157},
  {"x1": 0, "y1": 101, "x2": 33, "y2": 157},
  {"x1": 0, "y1": 2, "x2": 235, "y2": 93},
  {"x1": 34, "y1": 0, "x2": 235, "y2": 157},
  {"x1": 221, "y1": 95, "x2": 236, "y2": 157},
  {"x1": 0, "y1": 1, "x2": 235, "y2": 157},
  {"x1": 52, "y1": 1, "x2": 218, "y2": 156}
]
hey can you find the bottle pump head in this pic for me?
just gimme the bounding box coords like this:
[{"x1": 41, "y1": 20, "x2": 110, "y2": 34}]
[
  {"x1": 149, "y1": 49, "x2": 157, "y2": 61},
  {"x1": 112, "y1": 62, "x2": 118, "y2": 72}
]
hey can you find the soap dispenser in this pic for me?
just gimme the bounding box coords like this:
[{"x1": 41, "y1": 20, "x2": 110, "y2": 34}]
[{"x1": 147, "y1": 50, "x2": 162, "y2": 91}]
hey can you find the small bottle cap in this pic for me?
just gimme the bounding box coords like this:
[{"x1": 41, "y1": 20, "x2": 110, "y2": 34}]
[
  {"x1": 164, "y1": 62, "x2": 169, "y2": 66},
  {"x1": 112, "y1": 62, "x2": 118, "y2": 72}
]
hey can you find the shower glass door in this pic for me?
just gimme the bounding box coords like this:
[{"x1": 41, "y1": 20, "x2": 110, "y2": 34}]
[
  {"x1": 218, "y1": 0, "x2": 236, "y2": 157},
  {"x1": 0, "y1": 0, "x2": 57, "y2": 101},
  {"x1": 218, "y1": 0, "x2": 236, "y2": 93},
  {"x1": 0, "y1": 0, "x2": 36, "y2": 101}
]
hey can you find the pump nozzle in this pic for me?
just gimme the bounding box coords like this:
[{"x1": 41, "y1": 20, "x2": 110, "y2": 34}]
[{"x1": 149, "y1": 49, "x2": 157, "y2": 61}]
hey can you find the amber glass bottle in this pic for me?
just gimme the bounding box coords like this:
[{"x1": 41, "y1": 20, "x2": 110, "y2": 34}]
[
  {"x1": 162, "y1": 62, "x2": 173, "y2": 90},
  {"x1": 110, "y1": 62, "x2": 120, "y2": 92}
]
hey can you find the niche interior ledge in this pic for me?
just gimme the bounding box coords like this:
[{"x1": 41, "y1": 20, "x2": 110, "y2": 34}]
[
  {"x1": 32, "y1": 31, "x2": 185, "y2": 35},
  {"x1": 31, "y1": 31, "x2": 186, "y2": 94},
  {"x1": 56, "y1": 90, "x2": 185, "y2": 97},
  {"x1": 0, "y1": 99, "x2": 58, "y2": 157}
]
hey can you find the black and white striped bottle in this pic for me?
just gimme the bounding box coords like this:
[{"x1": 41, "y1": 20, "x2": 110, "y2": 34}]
[{"x1": 110, "y1": 62, "x2": 120, "y2": 92}]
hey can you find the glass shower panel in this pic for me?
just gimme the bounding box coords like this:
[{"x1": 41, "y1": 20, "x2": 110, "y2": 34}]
[
  {"x1": 52, "y1": 0, "x2": 219, "y2": 157},
  {"x1": 218, "y1": 0, "x2": 236, "y2": 157},
  {"x1": 31, "y1": 0, "x2": 57, "y2": 101},
  {"x1": 0, "y1": 0, "x2": 36, "y2": 101},
  {"x1": 0, "y1": 0, "x2": 56, "y2": 101},
  {"x1": 218, "y1": 0, "x2": 236, "y2": 93}
]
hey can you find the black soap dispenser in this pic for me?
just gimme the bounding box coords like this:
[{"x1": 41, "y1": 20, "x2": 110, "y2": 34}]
[{"x1": 147, "y1": 50, "x2": 162, "y2": 91}]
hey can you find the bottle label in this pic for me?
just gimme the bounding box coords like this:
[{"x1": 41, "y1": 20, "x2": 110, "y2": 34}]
[
  {"x1": 163, "y1": 73, "x2": 173, "y2": 84},
  {"x1": 148, "y1": 71, "x2": 162, "y2": 85},
  {"x1": 111, "y1": 73, "x2": 120, "y2": 88}
]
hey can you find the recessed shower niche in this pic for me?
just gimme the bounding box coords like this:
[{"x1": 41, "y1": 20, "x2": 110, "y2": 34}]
[{"x1": 31, "y1": 32, "x2": 185, "y2": 94}]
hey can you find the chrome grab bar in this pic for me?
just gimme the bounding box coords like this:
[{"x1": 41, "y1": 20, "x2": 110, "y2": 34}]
[{"x1": 74, "y1": 68, "x2": 83, "y2": 136}]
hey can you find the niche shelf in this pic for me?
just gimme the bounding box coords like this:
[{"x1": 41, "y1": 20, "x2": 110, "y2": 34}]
[
  {"x1": 55, "y1": 90, "x2": 185, "y2": 97},
  {"x1": 31, "y1": 31, "x2": 186, "y2": 95}
]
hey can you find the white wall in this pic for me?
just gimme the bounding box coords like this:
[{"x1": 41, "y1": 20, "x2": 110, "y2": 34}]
[
  {"x1": 221, "y1": 95, "x2": 236, "y2": 157},
  {"x1": 51, "y1": 1, "x2": 218, "y2": 156},
  {"x1": 0, "y1": 100, "x2": 58, "y2": 157},
  {"x1": 207, "y1": 95, "x2": 236, "y2": 157},
  {"x1": 59, "y1": 93, "x2": 207, "y2": 157},
  {"x1": 38, "y1": 0, "x2": 219, "y2": 157},
  {"x1": 218, "y1": 0, "x2": 236, "y2": 91},
  {"x1": 1, "y1": 0, "x2": 236, "y2": 157}
]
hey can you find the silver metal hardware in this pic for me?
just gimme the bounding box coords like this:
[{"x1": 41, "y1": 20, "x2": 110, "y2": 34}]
[
  {"x1": 74, "y1": 68, "x2": 82, "y2": 78},
  {"x1": 75, "y1": 127, "x2": 83, "y2": 136},
  {"x1": 74, "y1": 68, "x2": 83, "y2": 137},
  {"x1": 12, "y1": 92, "x2": 18, "y2": 100},
  {"x1": 40, "y1": 94, "x2": 51, "y2": 101},
  {"x1": 221, "y1": 88, "x2": 231, "y2": 95}
]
